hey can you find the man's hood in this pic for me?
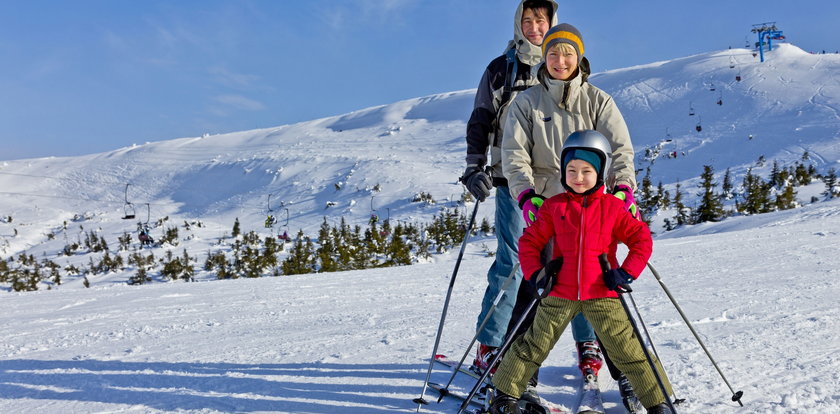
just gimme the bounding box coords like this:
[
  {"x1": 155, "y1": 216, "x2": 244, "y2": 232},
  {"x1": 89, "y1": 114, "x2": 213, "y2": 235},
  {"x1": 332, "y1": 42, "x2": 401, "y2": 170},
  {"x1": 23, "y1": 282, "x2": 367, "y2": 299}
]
[{"x1": 508, "y1": 0, "x2": 559, "y2": 66}]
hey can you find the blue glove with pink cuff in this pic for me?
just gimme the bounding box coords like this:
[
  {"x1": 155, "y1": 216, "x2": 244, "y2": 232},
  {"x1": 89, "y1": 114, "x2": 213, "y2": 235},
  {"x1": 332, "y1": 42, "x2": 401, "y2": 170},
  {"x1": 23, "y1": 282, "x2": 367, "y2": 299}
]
[{"x1": 517, "y1": 189, "x2": 546, "y2": 227}]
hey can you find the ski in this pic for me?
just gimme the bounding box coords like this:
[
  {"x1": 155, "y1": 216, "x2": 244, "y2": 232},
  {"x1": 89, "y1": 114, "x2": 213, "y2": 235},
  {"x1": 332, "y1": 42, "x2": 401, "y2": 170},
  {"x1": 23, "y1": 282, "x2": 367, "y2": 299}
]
[
  {"x1": 434, "y1": 353, "x2": 488, "y2": 382},
  {"x1": 524, "y1": 397, "x2": 572, "y2": 414},
  {"x1": 428, "y1": 381, "x2": 486, "y2": 408},
  {"x1": 574, "y1": 369, "x2": 605, "y2": 414}
]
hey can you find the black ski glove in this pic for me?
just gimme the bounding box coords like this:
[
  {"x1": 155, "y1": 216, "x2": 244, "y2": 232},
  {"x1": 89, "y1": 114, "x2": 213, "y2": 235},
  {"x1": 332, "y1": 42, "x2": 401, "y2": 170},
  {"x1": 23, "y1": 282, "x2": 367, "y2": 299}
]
[
  {"x1": 460, "y1": 165, "x2": 492, "y2": 202},
  {"x1": 525, "y1": 258, "x2": 563, "y2": 299},
  {"x1": 603, "y1": 268, "x2": 634, "y2": 293}
]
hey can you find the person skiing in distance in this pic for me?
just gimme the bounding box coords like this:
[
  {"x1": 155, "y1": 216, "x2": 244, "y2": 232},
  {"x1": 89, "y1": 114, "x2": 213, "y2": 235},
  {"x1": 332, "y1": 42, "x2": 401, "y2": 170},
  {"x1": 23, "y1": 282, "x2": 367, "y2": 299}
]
[
  {"x1": 490, "y1": 130, "x2": 673, "y2": 414},
  {"x1": 460, "y1": 0, "x2": 558, "y2": 379},
  {"x1": 500, "y1": 22, "x2": 643, "y2": 409}
]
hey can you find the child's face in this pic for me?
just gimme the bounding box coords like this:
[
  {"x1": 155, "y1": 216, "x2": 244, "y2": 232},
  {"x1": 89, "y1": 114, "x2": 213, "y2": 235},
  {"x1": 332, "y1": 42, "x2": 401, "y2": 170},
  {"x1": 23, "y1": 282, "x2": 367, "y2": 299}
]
[
  {"x1": 565, "y1": 159, "x2": 597, "y2": 193},
  {"x1": 546, "y1": 46, "x2": 578, "y2": 81},
  {"x1": 521, "y1": 8, "x2": 550, "y2": 46}
]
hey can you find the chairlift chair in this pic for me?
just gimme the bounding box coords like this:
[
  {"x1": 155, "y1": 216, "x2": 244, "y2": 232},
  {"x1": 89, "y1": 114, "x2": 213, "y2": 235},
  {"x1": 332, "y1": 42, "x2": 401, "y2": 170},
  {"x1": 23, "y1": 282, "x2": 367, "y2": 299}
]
[
  {"x1": 695, "y1": 116, "x2": 703, "y2": 132},
  {"x1": 123, "y1": 204, "x2": 136, "y2": 220},
  {"x1": 265, "y1": 215, "x2": 277, "y2": 228},
  {"x1": 277, "y1": 208, "x2": 290, "y2": 241},
  {"x1": 689, "y1": 101, "x2": 695, "y2": 116},
  {"x1": 121, "y1": 183, "x2": 136, "y2": 220},
  {"x1": 265, "y1": 194, "x2": 276, "y2": 228},
  {"x1": 138, "y1": 204, "x2": 154, "y2": 246}
]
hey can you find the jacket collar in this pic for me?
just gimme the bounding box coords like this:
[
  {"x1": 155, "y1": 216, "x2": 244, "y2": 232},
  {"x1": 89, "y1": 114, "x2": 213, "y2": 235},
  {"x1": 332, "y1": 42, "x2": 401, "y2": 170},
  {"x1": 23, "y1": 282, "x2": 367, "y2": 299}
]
[
  {"x1": 563, "y1": 184, "x2": 607, "y2": 199},
  {"x1": 540, "y1": 65, "x2": 584, "y2": 109}
]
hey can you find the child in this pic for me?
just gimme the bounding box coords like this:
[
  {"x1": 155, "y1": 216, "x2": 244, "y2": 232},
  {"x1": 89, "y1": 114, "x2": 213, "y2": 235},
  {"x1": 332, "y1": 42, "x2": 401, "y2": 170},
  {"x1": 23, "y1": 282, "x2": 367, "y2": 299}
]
[{"x1": 490, "y1": 130, "x2": 674, "y2": 414}]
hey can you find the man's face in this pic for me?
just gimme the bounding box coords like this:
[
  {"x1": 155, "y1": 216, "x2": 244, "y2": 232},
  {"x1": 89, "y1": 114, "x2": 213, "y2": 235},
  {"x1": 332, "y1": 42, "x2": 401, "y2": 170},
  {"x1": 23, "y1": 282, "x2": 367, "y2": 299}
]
[{"x1": 521, "y1": 8, "x2": 549, "y2": 46}]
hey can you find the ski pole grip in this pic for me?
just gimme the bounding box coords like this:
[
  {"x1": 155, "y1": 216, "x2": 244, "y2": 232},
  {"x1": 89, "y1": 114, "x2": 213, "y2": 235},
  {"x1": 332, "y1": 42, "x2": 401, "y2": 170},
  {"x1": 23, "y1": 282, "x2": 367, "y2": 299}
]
[
  {"x1": 598, "y1": 253, "x2": 610, "y2": 274},
  {"x1": 599, "y1": 253, "x2": 632, "y2": 293}
]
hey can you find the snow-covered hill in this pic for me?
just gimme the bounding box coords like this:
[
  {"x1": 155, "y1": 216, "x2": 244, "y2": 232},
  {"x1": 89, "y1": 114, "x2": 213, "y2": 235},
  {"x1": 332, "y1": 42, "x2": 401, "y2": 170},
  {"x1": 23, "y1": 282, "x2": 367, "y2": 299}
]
[
  {"x1": 1, "y1": 43, "x2": 840, "y2": 413},
  {"x1": 2, "y1": 196, "x2": 839, "y2": 413}
]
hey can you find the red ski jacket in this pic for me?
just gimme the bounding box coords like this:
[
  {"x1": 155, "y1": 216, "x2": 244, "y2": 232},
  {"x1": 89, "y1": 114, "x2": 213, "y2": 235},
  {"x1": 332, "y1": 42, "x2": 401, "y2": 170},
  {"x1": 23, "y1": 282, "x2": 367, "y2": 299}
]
[{"x1": 519, "y1": 186, "x2": 652, "y2": 300}]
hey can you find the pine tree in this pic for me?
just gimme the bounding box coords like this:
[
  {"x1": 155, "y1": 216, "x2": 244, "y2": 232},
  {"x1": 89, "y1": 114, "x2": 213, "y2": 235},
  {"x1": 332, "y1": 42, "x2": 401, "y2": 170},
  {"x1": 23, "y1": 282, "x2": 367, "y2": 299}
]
[
  {"x1": 384, "y1": 224, "x2": 412, "y2": 266},
  {"x1": 181, "y1": 249, "x2": 195, "y2": 281},
  {"x1": 672, "y1": 183, "x2": 691, "y2": 226},
  {"x1": 282, "y1": 230, "x2": 316, "y2": 275},
  {"x1": 658, "y1": 182, "x2": 671, "y2": 209},
  {"x1": 775, "y1": 179, "x2": 798, "y2": 210},
  {"x1": 317, "y1": 218, "x2": 339, "y2": 272},
  {"x1": 768, "y1": 160, "x2": 781, "y2": 188},
  {"x1": 127, "y1": 252, "x2": 154, "y2": 285},
  {"x1": 792, "y1": 163, "x2": 807, "y2": 186},
  {"x1": 694, "y1": 165, "x2": 725, "y2": 223},
  {"x1": 722, "y1": 168, "x2": 734, "y2": 199},
  {"x1": 824, "y1": 168, "x2": 839, "y2": 199},
  {"x1": 232, "y1": 217, "x2": 241, "y2": 238},
  {"x1": 480, "y1": 218, "x2": 492, "y2": 234},
  {"x1": 738, "y1": 168, "x2": 773, "y2": 214},
  {"x1": 637, "y1": 168, "x2": 654, "y2": 217}
]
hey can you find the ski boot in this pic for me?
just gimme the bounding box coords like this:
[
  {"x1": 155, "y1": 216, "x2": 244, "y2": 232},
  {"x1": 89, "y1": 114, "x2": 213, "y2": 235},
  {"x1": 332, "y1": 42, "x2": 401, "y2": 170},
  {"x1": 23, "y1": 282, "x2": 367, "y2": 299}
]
[
  {"x1": 489, "y1": 390, "x2": 521, "y2": 414},
  {"x1": 472, "y1": 343, "x2": 499, "y2": 375},
  {"x1": 645, "y1": 403, "x2": 673, "y2": 414},
  {"x1": 519, "y1": 373, "x2": 541, "y2": 405},
  {"x1": 575, "y1": 340, "x2": 603, "y2": 375},
  {"x1": 617, "y1": 374, "x2": 644, "y2": 413}
]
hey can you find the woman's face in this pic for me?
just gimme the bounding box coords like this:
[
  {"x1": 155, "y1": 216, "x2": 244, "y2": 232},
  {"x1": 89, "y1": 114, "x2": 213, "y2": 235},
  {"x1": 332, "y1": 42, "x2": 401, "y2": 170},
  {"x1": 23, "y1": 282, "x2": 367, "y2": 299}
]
[{"x1": 546, "y1": 45, "x2": 578, "y2": 81}]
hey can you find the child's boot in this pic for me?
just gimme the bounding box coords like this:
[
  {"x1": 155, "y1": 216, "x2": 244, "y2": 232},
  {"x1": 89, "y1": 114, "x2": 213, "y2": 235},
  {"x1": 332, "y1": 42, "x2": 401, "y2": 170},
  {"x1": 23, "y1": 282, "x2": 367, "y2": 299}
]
[
  {"x1": 489, "y1": 390, "x2": 521, "y2": 414},
  {"x1": 645, "y1": 403, "x2": 673, "y2": 414},
  {"x1": 617, "y1": 374, "x2": 644, "y2": 413}
]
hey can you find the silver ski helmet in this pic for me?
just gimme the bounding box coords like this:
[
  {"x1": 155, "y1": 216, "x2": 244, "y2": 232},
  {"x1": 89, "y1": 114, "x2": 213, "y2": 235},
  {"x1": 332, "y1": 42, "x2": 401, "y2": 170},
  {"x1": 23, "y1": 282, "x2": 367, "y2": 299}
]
[{"x1": 560, "y1": 130, "x2": 612, "y2": 192}]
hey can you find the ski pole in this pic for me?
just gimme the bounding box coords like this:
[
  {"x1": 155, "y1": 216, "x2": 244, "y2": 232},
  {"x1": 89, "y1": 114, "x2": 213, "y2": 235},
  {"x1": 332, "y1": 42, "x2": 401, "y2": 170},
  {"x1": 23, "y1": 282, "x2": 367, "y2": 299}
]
[
  {"x1": 437, "y1": 263, "x2": 520, "y2": 403},
  {"x1": 457, "y1": 296, "x2": 538, "y2": 414},
  {"x1": 624, "y1": 278, "x2": 686, "y2": 405},
  {"x1": 599, "y1": 255, "x2": 677, "y2": 413},
  {"x1": 646, "y1": 262, "x2": 744, "y2": 406},
  {"x1": 414, "y1": 199, "x2": 481, "y2": 411},
  {"x1": 456, "y1": 260, "x2": 559, "y2": 414}
]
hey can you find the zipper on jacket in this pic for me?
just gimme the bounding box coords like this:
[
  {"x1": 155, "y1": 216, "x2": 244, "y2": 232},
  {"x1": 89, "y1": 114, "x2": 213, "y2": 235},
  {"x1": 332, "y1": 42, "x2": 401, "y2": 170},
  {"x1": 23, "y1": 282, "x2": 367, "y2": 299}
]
[
  {"x1": 576, "y1": 195, "x2": 587, "y2": 300},
  {"x1": 562, "y1": 82, "x2": 570, "y2": 108}
]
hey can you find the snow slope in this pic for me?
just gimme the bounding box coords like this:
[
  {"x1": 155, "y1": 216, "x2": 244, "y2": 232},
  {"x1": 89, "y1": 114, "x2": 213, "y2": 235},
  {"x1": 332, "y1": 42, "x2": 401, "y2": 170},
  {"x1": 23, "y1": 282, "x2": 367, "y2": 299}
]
[{"x1": 2, "y1": 197, "x2": 839, "y2": 413}]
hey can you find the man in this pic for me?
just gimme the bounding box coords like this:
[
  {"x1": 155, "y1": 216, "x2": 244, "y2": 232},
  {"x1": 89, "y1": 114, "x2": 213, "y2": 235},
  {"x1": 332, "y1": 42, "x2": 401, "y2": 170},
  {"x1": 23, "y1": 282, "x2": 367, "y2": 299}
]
[{"x1": 462, "y1": 0, "x2": 609, "y2": 381}]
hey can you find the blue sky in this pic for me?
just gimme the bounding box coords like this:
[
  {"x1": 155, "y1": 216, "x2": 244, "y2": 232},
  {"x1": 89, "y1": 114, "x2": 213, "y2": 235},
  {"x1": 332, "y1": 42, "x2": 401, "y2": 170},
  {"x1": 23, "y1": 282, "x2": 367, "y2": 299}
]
[{"x1": 1, "y1": 0, "x2": 836, "y2": 160}]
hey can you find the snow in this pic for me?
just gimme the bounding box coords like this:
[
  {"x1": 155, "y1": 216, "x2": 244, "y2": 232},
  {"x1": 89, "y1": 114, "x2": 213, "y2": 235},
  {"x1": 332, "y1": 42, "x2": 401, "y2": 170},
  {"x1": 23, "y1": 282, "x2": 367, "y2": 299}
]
[{"x1": 2, "y1": 43, "x2": 840, "y2": 413}]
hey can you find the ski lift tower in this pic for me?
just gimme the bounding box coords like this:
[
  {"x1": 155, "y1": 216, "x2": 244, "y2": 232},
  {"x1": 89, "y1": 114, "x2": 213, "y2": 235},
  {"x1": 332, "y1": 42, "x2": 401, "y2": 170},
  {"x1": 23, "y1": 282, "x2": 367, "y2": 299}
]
[{"x1": 751, "y1": 22, "x2": 785, "y2": 62}]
